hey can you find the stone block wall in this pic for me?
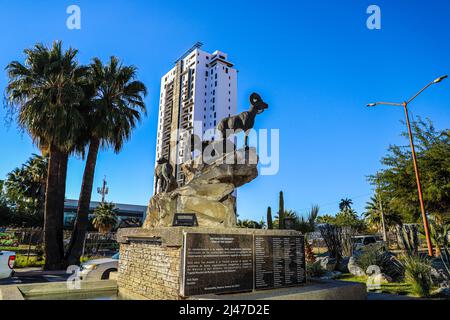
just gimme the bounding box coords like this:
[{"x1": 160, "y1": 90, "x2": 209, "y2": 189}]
[{"x1": 118, "y1": 241, "x2": 182, "y2": 300}]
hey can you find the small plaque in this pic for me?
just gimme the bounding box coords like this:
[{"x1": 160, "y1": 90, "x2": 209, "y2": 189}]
[{"x1": 172, "y1": 213, "x2": 198, "y2": 227}]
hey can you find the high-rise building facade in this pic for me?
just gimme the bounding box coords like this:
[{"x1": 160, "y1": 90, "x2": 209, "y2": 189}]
[{"x1": 154, "y1": 43, "x2": 238, "y2": 192}]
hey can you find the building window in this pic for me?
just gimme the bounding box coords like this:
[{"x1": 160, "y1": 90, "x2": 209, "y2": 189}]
[
  {"x1": 215, "y1": 74, "x2": 218, "y2": 79},
  {"x1": 215, "y1": 81, "x2": 217, "y2": 87},
  {"x1": 226, "y1": 68, "x2": 229, "y2": 73}
]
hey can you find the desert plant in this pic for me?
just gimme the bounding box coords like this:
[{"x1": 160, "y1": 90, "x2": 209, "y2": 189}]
[
  {"x1": 278, "y1": 191, "x2": 285, "y2": 229},
  {"x1": 318, "y1": 224, "x2": 343, "y2": 267},
  {"x1": 92, "y1": 202, "x2": 118, "y2": 234},
  {"x1": 356, "y1": 244, "x2": 403, "y2": 279},
  {"x1": 401, "y1": 254, "x2": 433, "y2": 297},
  {"x1": 266, "y1": 207, "x2": 273, "y2": 230},
  {"x1": 306, "y1": 260, "x2": 326, "y2": 278},
  {"x1": 396, "y1": 224, "x2": 419, "y2": 255}
]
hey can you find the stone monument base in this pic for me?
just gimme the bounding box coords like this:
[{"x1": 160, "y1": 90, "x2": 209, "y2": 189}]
[{"x1": 117, "y1": 227, "x2": 301, "y2": 300}]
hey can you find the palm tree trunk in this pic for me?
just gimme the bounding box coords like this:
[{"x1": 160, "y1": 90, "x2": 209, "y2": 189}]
[
  {"x1": 43, "y1": 144, "x2": 67, "y2": 270},
  {"x1": 65, "y1": 137, "x2": 100, "y2": 265}
]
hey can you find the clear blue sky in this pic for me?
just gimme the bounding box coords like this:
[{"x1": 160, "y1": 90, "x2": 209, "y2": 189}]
[{"x1": 1, "y1": 0, "x2": 450, "y2": 221}]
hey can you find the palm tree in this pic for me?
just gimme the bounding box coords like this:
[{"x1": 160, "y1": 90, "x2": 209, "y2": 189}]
[
  {"x1": 364, "y1": 194, "x2": 402, "y2": 232},
  {"x1": 92, "y1": 202, "x2": 118, "y2": 234},
  {"x1": 364, "y1": 195, "x2": 384, "y2": 232},
  {"x1": 65, "y1": 56, "x2": 147, "y2": 265},
  {"x1": 6, "y1": 41, "x2": 88, "y2": 269},
  {"x1": 339, "y1": 198, "x2": 353, "y2": 212}
]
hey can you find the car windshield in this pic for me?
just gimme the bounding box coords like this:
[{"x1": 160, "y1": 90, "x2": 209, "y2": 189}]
[{"x1": 112, "y1": 253, "x2": 120, "y2": 260}]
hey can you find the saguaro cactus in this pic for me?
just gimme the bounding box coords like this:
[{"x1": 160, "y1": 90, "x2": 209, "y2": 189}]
[
  {"x1": 267, "y1": 206, "x2": 273, "y2": 229},
  {"x1": 278, "y1": 191, "x2": 285, "y2": 229}
]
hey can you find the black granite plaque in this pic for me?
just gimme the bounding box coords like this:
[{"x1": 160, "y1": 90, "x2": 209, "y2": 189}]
[
  {"x1": 254, "y1": 235, "x2": 306, "y2": 290},
  {"x1": 172, "y1": 213, "x2": 198, "y2": 227},
  {"x1": 181, "y1": 233, "x2": 254, "y2": 296}
]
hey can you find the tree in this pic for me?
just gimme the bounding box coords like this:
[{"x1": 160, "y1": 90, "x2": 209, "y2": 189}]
[
  {"x1": 317, "y1": 214, "x2": 335, "y2": 224},
  {"x1": 237, "y1": 219, "x2": 265, "y2": 229},
  {"x1": 65, "y1": 57, "x2": 147, "y2": 265},
  {"x1": 339, "y1": 198, "x2": 353, "y2": 212},
  {"x1": 369, "y1": 118, "x2": 450, "y2": 223},
  {"x1": 0, "y1": 180, "x2": 13, "y2": 227},
  {"x1": 92, "y1": 202, "x2": 118, "y2": 234},
  {"x1": 278, "y1": 191, "x2": 285, "y2": 229},
  {"x1": 267, "y1": 206, "x2": 273, "y2": 229},
  {"x1": 364, "y1": 193, "x2": 402, "y2": 233},
  {"x1": 297, "y1": 205, "x2": 320, "y2": 234},
  {"x1": 6, "y1": 41, "x2": 88, "y2": 269},
  {"x1": 3, "y1": 154, "x2": 48, "y2": 227}
]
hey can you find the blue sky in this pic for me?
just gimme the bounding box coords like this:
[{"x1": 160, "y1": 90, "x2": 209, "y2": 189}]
[{"x1": 1, "y1": 0, "x2": 450, "y2": 221}]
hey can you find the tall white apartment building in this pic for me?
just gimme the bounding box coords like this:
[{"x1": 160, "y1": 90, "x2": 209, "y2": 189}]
[{"x1": 154, "y1": 43, "x2": 238, "y2": 192}]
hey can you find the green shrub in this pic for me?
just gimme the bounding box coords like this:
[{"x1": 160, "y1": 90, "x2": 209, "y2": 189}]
[
  {"x1": 13, "y1": 255, "x2": 45, "y2": 268},
  {"x1": 356, "y1": 244, "x2": 403, "y2": 279},
  {"x1": 307, "y1": 261, "x2": 326, "y2": 278},
  {"x1": 401, "y1": 254, "x2": 433, "y2": 297}
]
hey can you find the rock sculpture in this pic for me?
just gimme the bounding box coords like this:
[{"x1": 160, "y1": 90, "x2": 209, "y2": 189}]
[{"x1": 144, "y1": 148, "x2": 258, "y2": 228}]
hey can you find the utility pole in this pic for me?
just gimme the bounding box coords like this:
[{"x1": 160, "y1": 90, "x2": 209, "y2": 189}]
[
  {"x1": 377, "y1": 180, "x2": 388, "y2": 244},
  {"x1": 367, "y1": 75, "x2": 448, "y2": 256},
  {"x1": 97, "y1": 176, "x2": 109, "y2": 203}
]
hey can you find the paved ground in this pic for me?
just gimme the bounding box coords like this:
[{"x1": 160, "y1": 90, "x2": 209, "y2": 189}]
[
  {"x1": 367, "y1": 292, "x2": 420, "y2": 300},
  {"x1": 1, "y1": 270, "x2": 421, "y2": 300},
  {"x1": 0, "y1": 267, "x2": 69, "y2": 285}
]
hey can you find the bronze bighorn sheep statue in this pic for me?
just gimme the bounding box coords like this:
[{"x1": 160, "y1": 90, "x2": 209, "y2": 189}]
[
  {"x1": 217, "y1": 92, "x2": 268, "y2": 148},
  {"x1": 154, "y1": 157, "x2": 176, "y2": 193}
]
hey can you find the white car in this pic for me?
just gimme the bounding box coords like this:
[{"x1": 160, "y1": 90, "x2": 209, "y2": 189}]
[
  {"x1": 353, "y1": 235, "x2": 382, "y2": 251},
  {"x1": 0, "y1": 251, "x2": 15, "y2": 279},
  {"x1": 79, "y1": 253, "x2": 119, "y2": 281}
]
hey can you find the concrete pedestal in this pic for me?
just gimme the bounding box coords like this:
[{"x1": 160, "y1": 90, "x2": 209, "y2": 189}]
[{"x1": 117, "y1": 227, "x2": 300, "y2": 300}]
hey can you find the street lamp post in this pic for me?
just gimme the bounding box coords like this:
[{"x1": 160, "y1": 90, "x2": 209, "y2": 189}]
[{"x1": 367, "y1": 75, "x2": 448, "y2": 257}]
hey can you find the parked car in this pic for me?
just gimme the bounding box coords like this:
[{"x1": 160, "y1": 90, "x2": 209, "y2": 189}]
[
  {"x1": 79, "y1": 252, "x2": 119, "y2": 281},
  {"x1": 352, "y1": 235, "x2": 381, "y2": 251},
  {"x1": 0, "y1": 251, "x2": 15, "y2": 279}
]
